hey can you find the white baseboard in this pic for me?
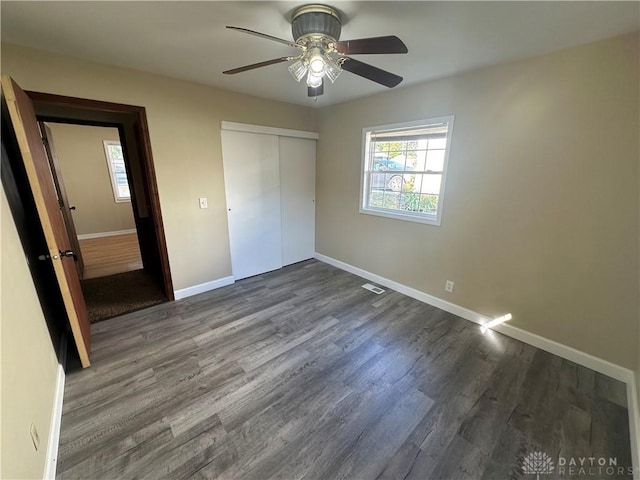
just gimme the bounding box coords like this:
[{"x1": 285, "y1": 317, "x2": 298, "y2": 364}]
[
  {"x1": 174, "y1": 276, "x2": 235, "y2": 301},
  {"x1": 314, "y1": 252, "x2": 640, "y2": 471},
  {"x1": 77, "y1": 229, "x2": 136, "y2": 240},
  {"x1": 44, "y1": 364, "x2": 65, "y2": 480}
]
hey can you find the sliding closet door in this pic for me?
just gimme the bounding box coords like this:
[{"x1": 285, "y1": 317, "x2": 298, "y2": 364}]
[
  {"x1": 221, "y1": 130, "x2": 282, "y2": 280},
  {"x1": 279, "y1": 137, "x2": 316, "y2": 266}
]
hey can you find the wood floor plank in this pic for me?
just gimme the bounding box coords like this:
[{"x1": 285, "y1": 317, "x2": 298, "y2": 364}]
[
  {"x1": 595, "y1": 372, "x2": 629, "y2": 408},
  {"x1": 237, "y1": 315, "x2": 339, "y2": 372},
  {"x1": 428, "y1": 434, "x2": 491, "y2": 480},
  {"x1": 164, "y1": 346, "x2": 312, "y2": 437},
  {"x1": 326, "y1": 387, "x2": 435, "y2": 480},
  {"x1": 246, "y1": 380, "x2": 411, "y2": 480},
  {"x1": 57, "y1": 259, "x2": 633, "y2": 480},
  {"x1": 375, "y1": 440, "x2": 422, "y2": 480},
  {"x1": 62, "y1": 368, "x2": 156, "y2": 415},
  {"x1": 58, "y1": 418, "x2": 173, "y2": 478},
  {"x1": 590, "y1": 398, "x2": 633, "y2": 471},
  {"x1": 479, "y1": 423, "x2": 531, "y2": 480},
  {"x1": 135, "y1": 415, "x2": 226, "y2": 480},
  {"x1": 79, "y1": 233, "x2": 143, "y2": 279}
]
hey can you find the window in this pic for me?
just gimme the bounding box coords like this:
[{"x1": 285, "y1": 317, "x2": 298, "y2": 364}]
[
  {"x1": 360, "y1": 116, "x2": 454, "y2": 225},
  {"x1": 103, "y1": 140, "x2": 131, "y2": 202}
]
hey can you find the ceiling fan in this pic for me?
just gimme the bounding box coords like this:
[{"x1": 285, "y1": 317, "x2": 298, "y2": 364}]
[{"x1": 223, "y1": 4, "x2": 408, "y2": 98}]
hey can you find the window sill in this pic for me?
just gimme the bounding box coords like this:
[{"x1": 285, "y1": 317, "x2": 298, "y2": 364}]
[{"x1": 359, "y1": 207, "x2": 442, "y2": 226}]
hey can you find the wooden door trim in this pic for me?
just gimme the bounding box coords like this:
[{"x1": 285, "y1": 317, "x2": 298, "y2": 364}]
[
  {"x1": 27, "y1": 91, "x2": 175, "y2": 300},
  {"x1": 26, "y1": 91, "x2": 145, "y2": 114},
  {"x1": 2, "y1": 76, "x2": 91, "y2": 366}
]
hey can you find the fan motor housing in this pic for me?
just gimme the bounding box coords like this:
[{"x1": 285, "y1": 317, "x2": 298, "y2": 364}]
[{"x1": 291, "y1": 4, "x2": 342, "y2": 43}]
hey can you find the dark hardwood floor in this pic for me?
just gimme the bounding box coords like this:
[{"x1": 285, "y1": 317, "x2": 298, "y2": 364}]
[{"x1": 57, "y1": 259, "x2": 632, "y2": 479}]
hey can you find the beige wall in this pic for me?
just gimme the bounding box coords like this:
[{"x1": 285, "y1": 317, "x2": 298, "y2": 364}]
[
  {"x1": 1, "y1": 43, "x2": 317, "y2": 291},
  {"x1": 316, "y1": 33, "x2": 640, "y2": 369},
  {"x1": 47, "y1": 123, "x2": 135, "y2": 235},
  {"x1": 1, "y1": 187, "x2": 60, "y2": 479}
]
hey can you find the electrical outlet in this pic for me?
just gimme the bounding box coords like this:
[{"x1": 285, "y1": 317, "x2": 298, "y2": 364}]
[
  {"x1": 30, "y1": 423, "x2": 40, "y2": 451},
  {"x1": 445, "y1": 280, "x2": 454, "y2": 293},
  {"x1": 199, "y1": 197, "x2": 208, "y2": 209}
]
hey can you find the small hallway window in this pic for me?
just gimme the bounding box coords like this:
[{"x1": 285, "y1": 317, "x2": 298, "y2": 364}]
[{"x1": 103, "y1": 140, "x2": 131, "y2": 202}]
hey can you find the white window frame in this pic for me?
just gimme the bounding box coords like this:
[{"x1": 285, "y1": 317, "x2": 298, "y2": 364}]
[
  {"x1": 359, "y1": 116, "x2": 455, "y2": 226},
  {"x1": 103, "y1": 140, "x2": 131, "y2": 203}
]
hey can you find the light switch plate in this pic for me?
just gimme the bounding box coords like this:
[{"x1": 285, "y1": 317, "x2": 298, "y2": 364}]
[{"x1": 199, "y1": 197, "x2": 208, "y2": 209}]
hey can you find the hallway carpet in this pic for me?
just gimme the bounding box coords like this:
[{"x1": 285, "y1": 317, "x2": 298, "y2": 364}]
[{"x1": 80, "y1": 269, "x2": 166, "y2": 323}]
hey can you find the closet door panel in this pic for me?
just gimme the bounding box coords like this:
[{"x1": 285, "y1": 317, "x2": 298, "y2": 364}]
[
  {"x1": 221, "y1": 130, "x2": 282, "y2": 280},
  {"x1": 279, "y1": 136, "x2": 316, "y2": 266}
]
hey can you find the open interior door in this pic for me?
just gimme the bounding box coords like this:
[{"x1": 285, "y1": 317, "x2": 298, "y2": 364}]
[
  {"x1": 2, "y1": 75, "x2": 91, "y2": 367},
  {"x1": 39, "y1": 121, "x2": 85, "y2": 279}
]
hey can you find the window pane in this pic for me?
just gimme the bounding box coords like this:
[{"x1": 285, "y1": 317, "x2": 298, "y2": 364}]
[
  {"x1": 382, "y1": 191, "x2": 400, "y2": 210},
  {"x1": 403, "y1": 174, "x2": 416, "y2": 192},
  {"x1": 399, "y1": 192, "x2": 419, "y2": 212},
  {"x1": 108, "y1": 145, "x2": 124, "y2": 160},
  {"x1": 409, "y1": 150, "x2": 427, "y2": 171},
  {"x1": 412, "y1": 174, "x2": 442, "y2": 194},
  {"x1": 369, "y1": 190, "x2": 384, "y2": 208},
  {"x1": 387, "y1": 154, "x2": 406, "y2": 171},
  {"x1": 112, "y1": 161, "x2": 126, "y2": 174},
  {"x1": 428, "y1": 137, "x2": 447, "y2": 149},
  {"x1": 400, "y1": 193, "x2": 439, "y2": 214},
  {"x1": 420, "y1": 194, "x2": 439, "y2": 214},
  {"x1": 118, "y1": 185, "x2": 130, "y2": 198},
  {"x1": 426, "y1": 150, "x2": 445, "y2": 171},
  {"x1": 369, "y1": 189, "x2": 400, "y2": 210}
]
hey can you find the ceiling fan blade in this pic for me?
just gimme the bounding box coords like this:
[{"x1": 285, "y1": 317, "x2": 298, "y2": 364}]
[
  {"x1": 333, "y1": 36, "x2": 408, "y2": 55},
  {"x1": 340, "y1": 57, "x2": 403, "y2": 88},
  {"x1": 223, "y1": 57, "x2": 292, "y2": 75},
  {"x1": 226, "y1": 26, "x2": 302, "y2": 49},
  {"x1": 308, "y1": 80, "x2": 324, "y2": 97}
]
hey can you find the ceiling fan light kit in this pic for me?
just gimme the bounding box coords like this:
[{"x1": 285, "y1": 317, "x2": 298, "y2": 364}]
[
  {"x1": 223, "y1": 3, "x2": 408, "y2": 98},
  {"x1": 291, "y1": 4, "x2": 342, "y2": 42}
]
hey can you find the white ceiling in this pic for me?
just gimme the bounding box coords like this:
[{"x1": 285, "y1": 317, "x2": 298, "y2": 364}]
[{"x1": 2, "y1": 1, "x2": 638, "y2": 108}]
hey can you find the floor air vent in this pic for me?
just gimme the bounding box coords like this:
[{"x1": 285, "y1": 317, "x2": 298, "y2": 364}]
[{"x1": 362, "y1": 283, "x2": 385, "y2": 295}]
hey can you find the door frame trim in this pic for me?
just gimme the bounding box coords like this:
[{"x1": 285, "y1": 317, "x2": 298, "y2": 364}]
[{"x1": 26, "y1": 91, "x2": 174, "y2": 300}]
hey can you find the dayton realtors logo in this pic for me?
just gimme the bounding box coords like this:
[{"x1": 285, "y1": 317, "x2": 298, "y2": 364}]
[
  {"x1": 522, "y1": 451, "x2": 635, "y2": 478},
  {"x1": 557, "y1": 456, "x2": 634, "y2": 477},
  {"x1": 522, "y1": 451, "x2": 555, "y2": 480}
]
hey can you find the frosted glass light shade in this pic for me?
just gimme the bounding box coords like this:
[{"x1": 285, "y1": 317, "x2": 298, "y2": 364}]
[
  {"x1": 325, "y1": 57, "x2": 342, "y2": 83},
  {"x1": 288, "y1": 60, "x2": 308, "y2": 82}
]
